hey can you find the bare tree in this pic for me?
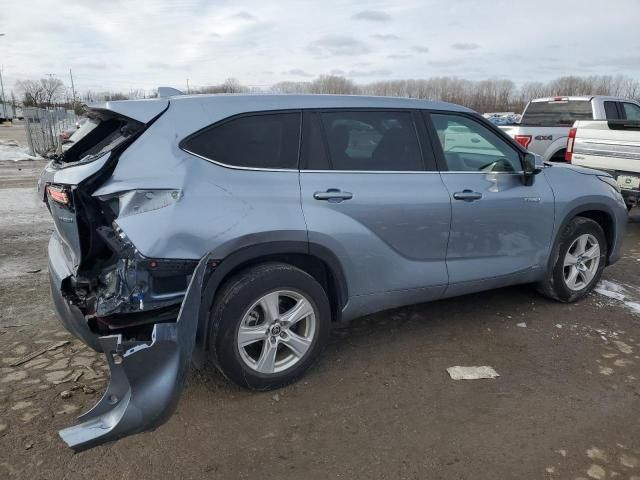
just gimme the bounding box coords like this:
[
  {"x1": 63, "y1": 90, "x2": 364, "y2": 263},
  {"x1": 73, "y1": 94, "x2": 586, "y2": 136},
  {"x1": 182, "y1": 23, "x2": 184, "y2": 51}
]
[
  {"x1": 41, "y1": 77, "x2": 65, "y2": 106},
  {"x1": 16, "y1": 78, "x2": 64, "y2": 107},
  {"x1": 16, "y1": 79, "x2": 45, "y2": 107}
]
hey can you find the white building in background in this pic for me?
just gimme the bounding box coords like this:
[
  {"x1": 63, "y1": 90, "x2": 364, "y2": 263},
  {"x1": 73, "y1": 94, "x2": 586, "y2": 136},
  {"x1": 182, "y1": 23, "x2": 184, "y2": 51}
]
[{"x1": 0, "y1": 101, "x2": 17, "y2": 121}]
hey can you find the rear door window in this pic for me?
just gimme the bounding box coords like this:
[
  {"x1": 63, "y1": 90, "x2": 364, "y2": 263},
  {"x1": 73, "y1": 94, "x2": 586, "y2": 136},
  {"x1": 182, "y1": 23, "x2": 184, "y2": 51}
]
[
  {"x1": 604, "y1": 101, "x2": 621, "y2": 120},
  {"x1": 182, "y1": 112, "x2": 301, "y2": 169},
  {"x1": 622, "y1": 103, "x2": 640, "y2": 120},
  {"x1": 521, "y1": 100, "x2": 593, "y2": 126},
  {"x1": 314, "y1": 111, "x2": 424, "y2": 171}
]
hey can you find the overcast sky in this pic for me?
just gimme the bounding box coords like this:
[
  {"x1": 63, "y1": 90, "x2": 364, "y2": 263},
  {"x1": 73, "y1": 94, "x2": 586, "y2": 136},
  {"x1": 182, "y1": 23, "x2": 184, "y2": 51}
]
[{"x1": 2, "y1": 0, "x2": 639, "y2": 94}]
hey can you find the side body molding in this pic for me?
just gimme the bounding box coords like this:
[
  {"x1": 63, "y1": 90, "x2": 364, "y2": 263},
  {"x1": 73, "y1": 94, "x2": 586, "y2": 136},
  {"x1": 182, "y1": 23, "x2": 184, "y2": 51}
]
[{"x1": 59, "y1": 253, "x2": 211, "y2": 451}]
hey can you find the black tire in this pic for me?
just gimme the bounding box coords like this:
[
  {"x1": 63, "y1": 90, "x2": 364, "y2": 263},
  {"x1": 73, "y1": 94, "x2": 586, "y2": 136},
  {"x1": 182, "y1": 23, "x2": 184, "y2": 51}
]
[
  {"x1": 207, "y1": 262, "x2": 331, "y2": 390},
  {"x1": 537, "y1": 217, "x2": 607, "y2": 302},
  {"x1": 549, "y1": 149, "x2": 567, "y2": 163}
]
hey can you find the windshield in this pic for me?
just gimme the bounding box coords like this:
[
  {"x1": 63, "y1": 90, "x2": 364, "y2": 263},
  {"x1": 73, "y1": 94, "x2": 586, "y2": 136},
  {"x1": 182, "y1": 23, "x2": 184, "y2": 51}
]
[{"x1": 521, "y1": 100, "x2": 593, "y2": 126}]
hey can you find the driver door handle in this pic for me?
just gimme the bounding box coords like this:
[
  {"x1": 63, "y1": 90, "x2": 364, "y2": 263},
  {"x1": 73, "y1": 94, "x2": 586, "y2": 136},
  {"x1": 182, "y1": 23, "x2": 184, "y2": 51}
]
[
  {"x1": 453, "y1": 190, "x2": 483, "y2": 202},
  {"x1": 313, "y1": 188, "x2": 353, "y2": 202}
]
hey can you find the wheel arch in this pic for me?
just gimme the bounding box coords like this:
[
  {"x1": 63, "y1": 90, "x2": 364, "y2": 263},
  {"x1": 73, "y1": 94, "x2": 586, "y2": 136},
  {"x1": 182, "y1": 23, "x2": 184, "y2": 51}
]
[
  {"x1": 193, "y1": 240, "x2": 348, "y2": 363},
  {"x1": 543, "y1": 136, "x2": 569, "y2": 162},
  {"x1": 552, "y1": 204, "x2": 617, "y2": 270}
]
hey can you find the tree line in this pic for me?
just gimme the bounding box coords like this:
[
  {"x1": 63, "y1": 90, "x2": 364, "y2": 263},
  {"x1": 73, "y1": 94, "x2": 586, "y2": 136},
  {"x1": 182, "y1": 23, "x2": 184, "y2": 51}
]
[
  {"x1": 14, "y1": 74, "x2": 640, "y2": 114},
  {"x1": 271, "y1": 74, "x2": 640, "y2": 113}
]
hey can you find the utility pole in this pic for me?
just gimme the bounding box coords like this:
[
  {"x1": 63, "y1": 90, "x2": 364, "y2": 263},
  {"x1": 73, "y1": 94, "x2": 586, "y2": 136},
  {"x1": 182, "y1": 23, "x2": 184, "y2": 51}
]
[
  {"x1": 0, "y1": 67, "x2": 7, "y2": 120},
  {"x1": 69, "y1": 68, "x2": 76, "y2": 104},
  {"x1": 0, "y1": 35, "x2": 6, "y2": 120},
  {"x1": 186, "y1": 78, "x2": 190, "y2": 94}
]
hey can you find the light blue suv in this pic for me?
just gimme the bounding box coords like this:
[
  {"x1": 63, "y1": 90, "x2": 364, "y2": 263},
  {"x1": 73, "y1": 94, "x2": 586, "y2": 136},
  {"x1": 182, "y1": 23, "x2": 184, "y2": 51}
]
[{"x1": 38, "y1": 94, "x2": 627, "y2": 450}]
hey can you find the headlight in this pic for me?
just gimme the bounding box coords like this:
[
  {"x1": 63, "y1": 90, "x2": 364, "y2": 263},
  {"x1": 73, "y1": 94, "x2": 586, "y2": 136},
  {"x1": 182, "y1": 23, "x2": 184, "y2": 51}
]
[{"x1": 598, "y1": 175, "x2": 622, "y2": 194}]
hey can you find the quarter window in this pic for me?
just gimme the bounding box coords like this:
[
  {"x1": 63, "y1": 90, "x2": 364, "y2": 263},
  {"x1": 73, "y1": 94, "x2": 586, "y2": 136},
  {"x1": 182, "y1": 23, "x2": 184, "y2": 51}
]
[
  {"x1": 182, "y1": 112, "x2": 301, "y2": 169},
  {"x1": 430, "y1": 114, "x2": 522, "y2": 172},
  {"x1": 316, "y1": 111, "x2": 424, "y2": 171}
]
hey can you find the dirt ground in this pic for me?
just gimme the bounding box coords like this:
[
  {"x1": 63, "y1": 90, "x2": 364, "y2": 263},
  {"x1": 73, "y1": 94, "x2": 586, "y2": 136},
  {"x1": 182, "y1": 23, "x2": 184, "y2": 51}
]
[
  {"x1": 0, "y1": 121, "x2": 29, "y2": 146},
  {"x1": 1, "y1": 159, "x2": 640, "y2": 480}
]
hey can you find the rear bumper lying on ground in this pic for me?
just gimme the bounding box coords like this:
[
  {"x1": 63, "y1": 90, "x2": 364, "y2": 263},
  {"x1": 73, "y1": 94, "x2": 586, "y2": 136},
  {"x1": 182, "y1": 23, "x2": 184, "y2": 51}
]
[{"x1": 49, "y1": 233, "x2": 211, "y2": 451}]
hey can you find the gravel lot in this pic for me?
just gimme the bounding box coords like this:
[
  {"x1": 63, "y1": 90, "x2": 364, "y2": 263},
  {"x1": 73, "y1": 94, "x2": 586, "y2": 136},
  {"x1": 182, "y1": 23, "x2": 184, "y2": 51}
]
[{"x1": 1, "y1": 159, "x2": 639, "y2": 479}]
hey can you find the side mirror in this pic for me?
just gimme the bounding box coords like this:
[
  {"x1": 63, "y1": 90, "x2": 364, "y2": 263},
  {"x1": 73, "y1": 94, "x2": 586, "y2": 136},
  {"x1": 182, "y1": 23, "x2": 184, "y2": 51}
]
[{"x1": 522, "y1": 152, "x2": 543, "y2": 185}]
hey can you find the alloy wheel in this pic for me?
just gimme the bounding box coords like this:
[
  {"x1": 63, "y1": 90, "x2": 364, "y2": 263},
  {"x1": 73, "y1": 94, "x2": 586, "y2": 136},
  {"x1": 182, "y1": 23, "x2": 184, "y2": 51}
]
[
  {"x1": 236, "y1": 290, "x2": 317, "y2": 374},
  {"x1": 563, "y1": 233, "x2": 600, "y2": 291}
]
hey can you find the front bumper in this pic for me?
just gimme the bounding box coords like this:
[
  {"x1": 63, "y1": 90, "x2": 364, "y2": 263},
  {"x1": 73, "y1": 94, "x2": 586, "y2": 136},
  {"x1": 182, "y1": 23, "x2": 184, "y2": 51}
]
[{"x1": 49, "y1": 232, "x2": 211, "y2": 451}]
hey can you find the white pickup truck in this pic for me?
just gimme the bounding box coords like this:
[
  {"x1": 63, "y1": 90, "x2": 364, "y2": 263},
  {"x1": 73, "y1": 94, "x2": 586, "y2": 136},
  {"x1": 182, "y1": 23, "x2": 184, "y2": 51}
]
[
  {"x1": 568, "y1": 119, "x2": 640, "y2": 210},
  {"x1": 501, "y1": 96, "x2": 640, "y2": 162}
]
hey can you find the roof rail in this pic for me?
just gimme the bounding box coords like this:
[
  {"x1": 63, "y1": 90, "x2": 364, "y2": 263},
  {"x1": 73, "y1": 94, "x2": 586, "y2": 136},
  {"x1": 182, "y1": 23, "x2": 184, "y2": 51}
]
[{"x1": 157, "y1": 87, "x2": 185, "y2": 98}]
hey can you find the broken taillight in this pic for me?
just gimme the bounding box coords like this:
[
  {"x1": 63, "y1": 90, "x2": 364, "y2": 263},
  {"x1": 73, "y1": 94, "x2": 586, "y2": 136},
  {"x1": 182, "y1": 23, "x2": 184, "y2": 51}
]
[{"x1": 47, "y1": 186, "x2": 70, "y2": 205}]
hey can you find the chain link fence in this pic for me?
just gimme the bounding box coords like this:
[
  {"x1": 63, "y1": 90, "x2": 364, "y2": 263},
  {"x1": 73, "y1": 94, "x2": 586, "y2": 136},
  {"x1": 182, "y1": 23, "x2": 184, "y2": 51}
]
[{"x1": 23, "y1": 107, "x2": 77, "y2": 156}]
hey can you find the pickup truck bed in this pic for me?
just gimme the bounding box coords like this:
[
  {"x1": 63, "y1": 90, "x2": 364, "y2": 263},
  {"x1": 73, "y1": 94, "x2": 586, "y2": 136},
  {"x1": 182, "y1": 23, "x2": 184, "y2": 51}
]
[
  {"x1": 500, "y1": 96, "x2": 640, "y2": 163},
  {"x1": 569, "y1": 120, "x2": 640, "y2": 208}
]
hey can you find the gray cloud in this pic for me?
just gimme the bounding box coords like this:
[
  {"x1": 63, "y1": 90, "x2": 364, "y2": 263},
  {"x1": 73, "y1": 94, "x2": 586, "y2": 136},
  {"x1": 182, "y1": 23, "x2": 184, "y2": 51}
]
[
  {"x1": 283, "y1": 68, "x2": 314, "y2": 77},
  {"x1": 232, "y1": 11, "x2": 256, "y2": 20},
  {"x1": 451, "y1": 42, "x2": 480, "y2": 51},
  {"x1": 308, "y1": 35, "x2": 371, "y2": 57},
  {"x1": 347, "y1": 68, "x2": 392, "y2": 77},
  {"x1": 5, "y1": 0, "x2": 639, "y2": 91},
  {"x1": 411, "y1": 45, "x2": 429, "y2": 53},
  {"x1": 371, "y1": 34, "x2": 401, "y2": 40},
  {"x1": 352, "y1": 10, "x2": 392, "y2": 22},
  {"x1": 330, "y1": 69, "x2": 346, "y2": 75},
  {"x1": 387, "y1": 54, "x2": 412, "y2": 59},
  {"x1": 428, "y1": 59, "x2": 463, "y2": 67}
]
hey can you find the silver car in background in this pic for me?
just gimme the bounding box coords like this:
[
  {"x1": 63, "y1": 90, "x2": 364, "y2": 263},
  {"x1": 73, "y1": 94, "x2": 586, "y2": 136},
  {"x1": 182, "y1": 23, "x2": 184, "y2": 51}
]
[{"x1": 38, "y1": 93, "x2": 628, "y2": 450}]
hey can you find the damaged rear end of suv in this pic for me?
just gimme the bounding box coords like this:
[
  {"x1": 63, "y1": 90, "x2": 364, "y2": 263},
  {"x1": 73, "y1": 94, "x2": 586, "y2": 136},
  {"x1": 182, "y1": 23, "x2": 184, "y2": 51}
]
[{"x1": 39, "y1": 96, "x2": 210, "y2": 451}]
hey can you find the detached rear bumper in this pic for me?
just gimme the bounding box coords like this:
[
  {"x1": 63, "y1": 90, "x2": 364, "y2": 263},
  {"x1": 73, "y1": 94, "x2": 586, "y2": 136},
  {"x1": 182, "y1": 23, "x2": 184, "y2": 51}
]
[{"x1": 49, "y1": 232, "x2": 211, "y2": 451}]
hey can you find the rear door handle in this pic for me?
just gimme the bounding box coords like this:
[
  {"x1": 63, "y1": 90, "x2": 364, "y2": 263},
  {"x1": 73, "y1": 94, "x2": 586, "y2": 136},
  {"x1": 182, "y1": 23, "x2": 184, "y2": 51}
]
[
  {"x1": 313, "y1": 188, "x2": 353, "y2": 202},
  {"x1": 453, "y1": 189, "x2": 483, "y2": 202}
]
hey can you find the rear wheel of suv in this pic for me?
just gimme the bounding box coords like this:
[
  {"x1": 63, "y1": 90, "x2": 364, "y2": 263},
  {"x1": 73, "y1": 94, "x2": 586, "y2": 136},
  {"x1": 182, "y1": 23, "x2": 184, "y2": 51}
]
[
  {"x1": 537, "y1": 217, "x2": 607, "y2": 303},
  {"x1": 208, "y1": 263, "x2": 331, "y2": 390}
]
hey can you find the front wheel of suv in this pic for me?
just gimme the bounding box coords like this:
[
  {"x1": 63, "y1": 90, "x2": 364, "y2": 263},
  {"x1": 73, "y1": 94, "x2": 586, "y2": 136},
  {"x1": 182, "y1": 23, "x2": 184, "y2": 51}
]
[
  {"x1": 537, "y1": 217, "x2": 607, "y2": 303},
  {"x1": 208, "y1": 263, "x2": 331, "y2": 390}
]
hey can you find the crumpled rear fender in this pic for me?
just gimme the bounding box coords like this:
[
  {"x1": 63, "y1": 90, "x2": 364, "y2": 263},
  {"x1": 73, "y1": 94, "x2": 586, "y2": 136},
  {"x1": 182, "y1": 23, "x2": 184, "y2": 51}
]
[{"x1": 59, "y1": 254, "x2": 211, "y2": 451}]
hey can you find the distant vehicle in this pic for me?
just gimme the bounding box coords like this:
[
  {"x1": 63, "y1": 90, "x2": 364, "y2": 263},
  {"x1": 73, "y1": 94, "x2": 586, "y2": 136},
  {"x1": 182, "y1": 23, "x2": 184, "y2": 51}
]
[
  {"x1": 0, "y1": 101, "x2": 14, "y2": 122},
  {"x1": 568, "y1": 118, "x2": 640, "y2": 210},
  {"x1": 39, "y1": 94, "x2": 627, "y2": 450},
  {"x1": 60, "y1": 124, "x2": 79, "y2": 142},
  {"x1": 62, "y1": 118, "x2": 96, "y2": 151},
  {"x1": 500, "y1": 96, "x2": 640, "y2": 162}
]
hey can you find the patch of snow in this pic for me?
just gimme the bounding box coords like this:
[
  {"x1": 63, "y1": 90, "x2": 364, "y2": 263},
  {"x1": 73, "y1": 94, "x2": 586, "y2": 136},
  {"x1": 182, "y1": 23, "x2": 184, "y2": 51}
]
[
  {"x1": 516, "y1": 322, "x2": 527, "y2": 328},
  {"x1": 447, "y1": 366, "x2": 499, "y2": 380},
  {"x1": 594, "y1": 279, "x2": 640, "y2": 316},
  {"x1": 594, "y1": 280, "x2": 627, "y2": 301},
  {"x1": 624, "y1": 301, "x2": 640, "y2": 315},
  {"x1": 0, "y1": 140, "x2": 40, "y2": 161}
]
